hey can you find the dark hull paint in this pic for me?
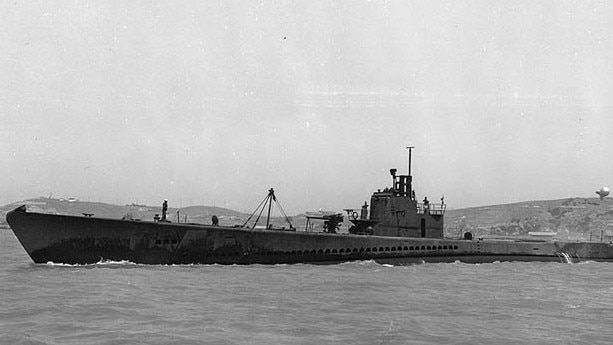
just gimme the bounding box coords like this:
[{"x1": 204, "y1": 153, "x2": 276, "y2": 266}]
[{"x1": 7, "y1": 207, "x2": 613, "y2": 265}]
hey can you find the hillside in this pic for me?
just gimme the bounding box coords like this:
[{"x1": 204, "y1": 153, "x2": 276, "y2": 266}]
[
  {"x1": 2, "y1": 197, "x2": 613, "y2": 241},
  {"x1": 444, "y1": 197, "x2": 613, "y2": 241}
]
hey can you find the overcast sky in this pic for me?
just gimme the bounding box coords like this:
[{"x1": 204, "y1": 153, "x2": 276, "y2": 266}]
[{"x1": 1, "y1": 1, "x2": 612, "y2": 214}]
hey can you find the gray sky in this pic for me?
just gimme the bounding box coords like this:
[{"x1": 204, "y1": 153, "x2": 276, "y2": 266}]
[{"x1": 2, "y1": 1, "x2": 612, "y2": 214}]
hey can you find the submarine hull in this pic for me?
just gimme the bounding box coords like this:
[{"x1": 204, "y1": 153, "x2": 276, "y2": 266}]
[{"x1": 7, "y1": 206, "x2": 613, "y2": 265}]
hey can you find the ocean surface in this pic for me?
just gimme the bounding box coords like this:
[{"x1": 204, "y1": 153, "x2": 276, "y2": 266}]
[{"x1": 1, "y1": 230, "x2": 612, "y2": 345}]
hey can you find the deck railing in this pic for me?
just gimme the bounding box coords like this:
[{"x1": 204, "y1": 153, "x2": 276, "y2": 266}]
[{"x1": 417, "y1": 203, "x2": 446, "y2": 215}]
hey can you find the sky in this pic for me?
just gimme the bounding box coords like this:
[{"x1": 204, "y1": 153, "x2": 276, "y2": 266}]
[{"x1": 1, "y1": 0, "x2": 613, "y2": 215}]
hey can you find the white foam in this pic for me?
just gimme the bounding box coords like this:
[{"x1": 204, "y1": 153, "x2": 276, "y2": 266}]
[
  {"x1": 558, "y1": 252, "x2": 573, "y2": 264},
  {"x1": 42, "y1": 259, "x2": 138, "y2": 267}
]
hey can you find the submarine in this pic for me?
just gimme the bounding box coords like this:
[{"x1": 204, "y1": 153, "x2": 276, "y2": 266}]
[{"x1": 6, "y1": 151, "x2": 613, "y2": 265}]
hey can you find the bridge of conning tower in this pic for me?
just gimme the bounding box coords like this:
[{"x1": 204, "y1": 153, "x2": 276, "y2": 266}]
[
  {"x1": 385, "y1": 167, "x2": 446, "y2": 215},
  {"x1": 363, "y1": 164, "x2": 445, "y2": 238}
]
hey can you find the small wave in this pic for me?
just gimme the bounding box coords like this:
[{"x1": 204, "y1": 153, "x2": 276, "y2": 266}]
[
  {"x1": 94, "y1": 259, "x2": 138, "y2": 266},
  {"x1": 44, "y1": 261, "x2": 77, "y2": 267},
  {"x1": 43, "y1": 259, "x2": 139, "y2": 267},
  {"x1": 337, "y1": 260, "x2": 401, "y2": 269},
  {"x1": 339, "y1": 259, "x2": 379, "y2": 267}
]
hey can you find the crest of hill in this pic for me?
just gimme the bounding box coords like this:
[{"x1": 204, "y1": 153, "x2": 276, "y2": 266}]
[{"x1": 0, "y1": 197, "x2": 246, "y2": 225}]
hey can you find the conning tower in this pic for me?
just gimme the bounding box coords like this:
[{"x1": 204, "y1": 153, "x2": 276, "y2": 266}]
[{"x1": 349, "y1": 147, "x2": 445, "y2": 238}]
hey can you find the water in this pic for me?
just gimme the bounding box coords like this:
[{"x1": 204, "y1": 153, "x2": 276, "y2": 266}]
[{"x1": 1, "y1": 230, "x2": 612, "y2": 345}]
